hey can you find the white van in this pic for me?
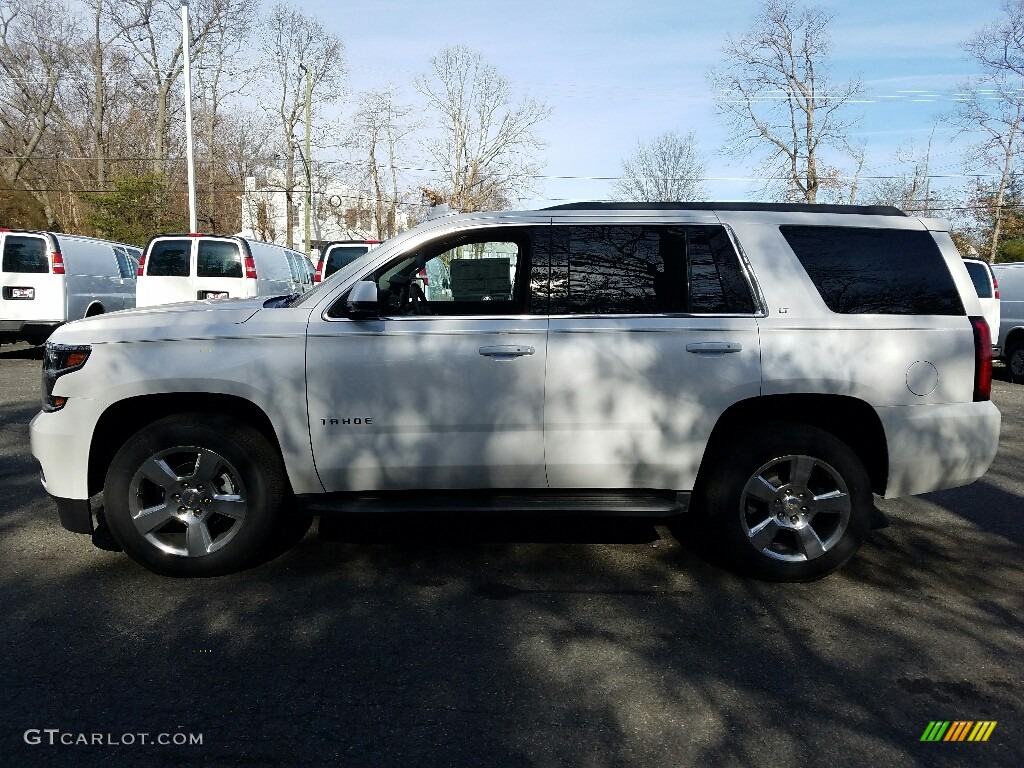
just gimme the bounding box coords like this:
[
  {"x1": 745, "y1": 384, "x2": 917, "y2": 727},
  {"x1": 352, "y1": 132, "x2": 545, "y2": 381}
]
[
  {"x1": 963, "y1": 258, "x2": 1001, "y2": 354},
  {"x1": 0, "y1": 229, "x2": 140, "y2": 345},
  {"x1": 992, "y1": 261, "x2": 1024, "y2": 378},
  {"x1": 136, "y1": 234, "x2": 312, "y2": 307},
  {"x1": 313, "y1": 239, "x2": 381, "y2": 283}
]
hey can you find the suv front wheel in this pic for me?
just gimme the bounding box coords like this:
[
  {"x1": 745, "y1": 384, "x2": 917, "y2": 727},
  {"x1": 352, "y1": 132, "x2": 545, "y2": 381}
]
[
  {"x1": 103, "y1": 414, "x2": 288, "y2": 576},
  {"x1": 703, "y1": 423, "x2": 872, "y2": 581}
]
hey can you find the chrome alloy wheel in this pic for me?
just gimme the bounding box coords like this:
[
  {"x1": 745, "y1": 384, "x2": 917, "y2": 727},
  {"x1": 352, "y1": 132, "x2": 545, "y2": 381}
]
[
  {"x1": 739, "y1": 454, "x2": 852, "y2": 563},
  {"x1": 127, "y1": 446, "x2": 248, "y2": 557}
]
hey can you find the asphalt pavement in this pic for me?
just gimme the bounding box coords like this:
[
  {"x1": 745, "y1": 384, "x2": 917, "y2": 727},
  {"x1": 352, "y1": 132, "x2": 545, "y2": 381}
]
[{"x1": 1, "y1": 342, "x2": 1021, "y2": 767}]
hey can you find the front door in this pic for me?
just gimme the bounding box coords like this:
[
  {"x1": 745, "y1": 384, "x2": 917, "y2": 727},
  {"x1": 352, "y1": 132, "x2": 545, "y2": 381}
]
[{"x1": 306, "y1": 226, "x2": 550, "y2": 492}]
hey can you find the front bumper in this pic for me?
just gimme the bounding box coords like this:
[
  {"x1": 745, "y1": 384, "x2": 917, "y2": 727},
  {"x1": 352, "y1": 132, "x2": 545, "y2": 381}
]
[
  {"x1": 878, "y1": 400, "x2": 1001, "y2": 497},
  {"x1": 29, "y1": 397, "x2": 104, "y2": 502}
]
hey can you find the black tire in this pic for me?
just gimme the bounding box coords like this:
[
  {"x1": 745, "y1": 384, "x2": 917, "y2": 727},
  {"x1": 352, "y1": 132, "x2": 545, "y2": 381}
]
[
  {"x1": 702, "y1": 423, "x2": 871, "y2": 582},
  {"x1": 103, "y1": 414, "x2": 288, "y2": 576},
  {"x1": 1008, "y1": 340, "x2": 1024, "y2": 380}
]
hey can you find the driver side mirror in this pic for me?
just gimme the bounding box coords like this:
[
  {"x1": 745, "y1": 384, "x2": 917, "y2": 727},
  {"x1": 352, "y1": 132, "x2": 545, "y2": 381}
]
[{"x1": 345, "y1": 280, "x2": 379, "y2": 318}]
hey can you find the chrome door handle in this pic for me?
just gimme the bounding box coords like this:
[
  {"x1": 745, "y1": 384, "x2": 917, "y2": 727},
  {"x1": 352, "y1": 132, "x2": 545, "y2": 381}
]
[
  {"x1": 686, "y1": 342, "x2": 743, "y2": 354},
  {"x1": 479, "y1": 344, "x2": 535, "y2": 360}
]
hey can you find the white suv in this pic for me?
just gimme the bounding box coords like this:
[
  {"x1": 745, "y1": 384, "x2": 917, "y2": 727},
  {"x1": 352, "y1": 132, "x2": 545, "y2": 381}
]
[{"x1": 29, "y1": 203, "x2": 1001, "y2": 581}]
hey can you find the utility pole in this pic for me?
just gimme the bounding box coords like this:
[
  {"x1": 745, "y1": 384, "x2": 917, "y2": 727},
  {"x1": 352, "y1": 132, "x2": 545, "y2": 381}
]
[
  {"x1": 299, "y1": 62, "x2": 312, "y2": 258},
  {"x1": 181, "y1": 0, "x2": 197, "y2": 232}
]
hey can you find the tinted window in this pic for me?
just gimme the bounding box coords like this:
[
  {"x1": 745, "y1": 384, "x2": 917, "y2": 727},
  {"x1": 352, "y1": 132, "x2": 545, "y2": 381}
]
[
  {"x1": 781, "y1": 226, "x2": 964, "y2": 315},
  {"x1": 197, "y1": 240, "x2": 243, "y2": 278},
  {"x1": 147, "y1": 239, "x2": 191, "y2": 277},
  {"x1": 549, "y1": 225, "x2": 754, "y2": 315},
  {"x1": 325, "y1": 245, "x2": 369, "y2": 277},
  {"x1": 964, "y1": 261, "x2": 993, "y2": 298},
  {"x1": 2, "y1": 235, "x2": 48, "y2": 273}
]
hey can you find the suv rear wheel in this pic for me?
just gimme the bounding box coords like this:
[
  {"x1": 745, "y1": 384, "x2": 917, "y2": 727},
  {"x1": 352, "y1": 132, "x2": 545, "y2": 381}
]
[
  {"x1": 703, "y1": 423, "x2": 871, "y2": 581},
  {"x1": 103, "y1": 414, "x2": 287, "y2": 576}
]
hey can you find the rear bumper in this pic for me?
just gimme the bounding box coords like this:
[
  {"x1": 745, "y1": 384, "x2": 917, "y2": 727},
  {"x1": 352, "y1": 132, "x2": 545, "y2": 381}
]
[{"x1": 877, "y1": 400, "x2": 1001, "y2": 497}]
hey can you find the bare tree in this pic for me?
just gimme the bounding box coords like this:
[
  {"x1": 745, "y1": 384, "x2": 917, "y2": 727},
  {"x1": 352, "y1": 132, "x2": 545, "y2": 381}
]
[
  {"x1": 612, "y1": 130, "x2": 707, "y2": 202},
  {"x1": 708, "y1": 0, "x2": 862, "y2": 203},
  {"x1": 192, "y1": 0, "x2": 257, "y2": 230},
  {"x1": 0, "y1": 0, "x2": 79, "y2": 218},
  {"x1": 956, "y1": 0, "x2": 1024, "y2": 262},
  {"x1": 350, "y1": 87, "x2": 418, "y2": 238},
  {"x1": 106, "y1": 0, "x2": 253, "y2": 174},
  {"x1": 259, "y1": 2, "x2": 344, "y2": 248},
  {"x1": 415, "y1": 45, "x2": 550, "y2": 212}
]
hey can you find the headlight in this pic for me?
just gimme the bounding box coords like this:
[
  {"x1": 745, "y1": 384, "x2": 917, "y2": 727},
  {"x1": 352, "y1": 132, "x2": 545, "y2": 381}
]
[{"x1": 41, "y1": 343, "x2": 91, "y2": 412}]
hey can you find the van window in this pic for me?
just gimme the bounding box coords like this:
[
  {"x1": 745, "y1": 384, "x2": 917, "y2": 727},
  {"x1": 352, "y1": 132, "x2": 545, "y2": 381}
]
[
  {"x1": 781, "y1": 226, "x2": 964, "y2": 315},
  {"x1": 548, "y1": 225, "x2": 755, "y2": 315},
  {"x1": 2, "y1": 235, "x2": 49, "y2": 273},
  {"x1": 197, "y1": 240, "x2": 243, "y2": 278},
  {"x1": 113, "y1": 246, "x2": 137, "y2": 279},
  {"x1": 147, "y1": 239, "x2": 191, "y2": 277},
  {"x1": 325, "y1": 245, "x2": 370, "y2": 277},
  {"x1": 964, "y1": 261, "x2": 993, "y2": 298}
]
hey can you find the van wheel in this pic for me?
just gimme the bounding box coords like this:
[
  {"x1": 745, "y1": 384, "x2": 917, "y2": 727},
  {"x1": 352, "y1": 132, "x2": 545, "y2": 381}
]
[
  {"x1": 103, "y1": 414, "x2": 287, "y2": 576},
  {"x1": 85, "y1": 305, "x2": 104, "y2": 317},
  {"x1": 1008, "y1": 341, "x2": 1024, "y2": 379},
  {"x1": 703, "y1": 423, "x2": 871, "y2": 582}
]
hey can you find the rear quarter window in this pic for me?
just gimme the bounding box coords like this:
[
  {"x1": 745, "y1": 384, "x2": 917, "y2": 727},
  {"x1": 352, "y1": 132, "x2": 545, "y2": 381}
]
[
  {"x1": 780, "y1": 226, "x2": 964, "y2": 315},
  {"x1": 2, "y1": 235, "x2": 49, "y2": 273},
  {"x1": 147, "y1": 239, "x2": 191, "y2": 277}
]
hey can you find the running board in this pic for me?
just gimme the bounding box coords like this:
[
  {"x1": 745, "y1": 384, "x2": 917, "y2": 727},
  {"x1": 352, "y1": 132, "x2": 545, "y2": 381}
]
[{"x1": 299, "y1": 491, "x2": 690, "y2": 517}]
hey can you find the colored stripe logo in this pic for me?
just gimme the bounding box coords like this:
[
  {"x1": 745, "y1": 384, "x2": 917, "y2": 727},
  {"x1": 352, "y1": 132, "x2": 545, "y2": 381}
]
[{"x1": 920, "y1": 721, "x2": 997, "y2": 742}]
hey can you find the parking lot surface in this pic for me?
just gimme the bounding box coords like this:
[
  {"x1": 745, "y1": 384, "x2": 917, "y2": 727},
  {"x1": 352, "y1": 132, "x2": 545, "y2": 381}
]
[{"x1": 1, "y1": 342, "x2": 1021, "y2": 767}]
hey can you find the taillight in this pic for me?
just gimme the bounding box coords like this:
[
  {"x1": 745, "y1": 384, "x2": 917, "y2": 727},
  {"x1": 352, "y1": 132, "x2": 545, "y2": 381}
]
[
  {"x1": 51, "y1": 252, "x2": 65, "y2": 275},
  {"x1": 244, "y1": 255, "x2": 257, "y2": 279},
  {"x1": 993, "y1": 273, "x2": 999, "y2": 300},
  {"x1": 414, "y1": 267, "x2": 429, "y2": 286},
  {"x1": 970, "y1": 316, "x2": 992, "y2": 402},
  {"x1": 314, "y1": 258, "x2": 323, "y2": 283},
  {"x1": 137, "y1": 253, "x2": 146, "y2": 276}
]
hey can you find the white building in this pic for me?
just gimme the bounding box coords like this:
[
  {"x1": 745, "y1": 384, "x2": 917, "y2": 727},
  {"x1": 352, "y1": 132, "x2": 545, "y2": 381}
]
[{"x1": 239, "y1": 170, "x2": 408, "y2": 256}]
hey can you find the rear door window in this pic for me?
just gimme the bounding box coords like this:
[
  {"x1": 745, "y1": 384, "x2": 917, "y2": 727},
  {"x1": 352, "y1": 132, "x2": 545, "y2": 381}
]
[
  {"x1": 964, "y1": 261, "x2": 994, "y2": 298},
  {"x1": 197, "y1": 240, "x2": 243, "y2": 278},
  {"x1": 325, "y1": 245, "x2": 369, "y2": 277},
  {"x1": 780, "y1": 226, "x2": 964, "y2": 315},
  {"x1": 2, "y1": 235, "x2": 49, "y2": 273},
  {"x1": 147, "y1": 239, "x2": 191, "y2": 277},
  {"x1": 548, "y1": 225, "x2": 755, "y2": 315}
]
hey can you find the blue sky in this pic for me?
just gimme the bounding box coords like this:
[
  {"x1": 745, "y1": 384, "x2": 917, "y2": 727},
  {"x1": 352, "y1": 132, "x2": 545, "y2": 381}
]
[{"x1": 305, "y1": 0, "x2": 1004, "y2": 207}]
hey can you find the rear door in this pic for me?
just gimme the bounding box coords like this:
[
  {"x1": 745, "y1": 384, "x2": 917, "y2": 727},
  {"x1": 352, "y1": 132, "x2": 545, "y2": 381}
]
[
  {"x1": 543, "y1": 223, "x2": 762, "y2": 490},
  {"x1": 195, "y1": 237, "x2": 248, "y2": 299},
  {"x1": 138, "y1": 237, "x2": 193, "y2": 306},
  {"x1": 1, "y1": 232, "x2": 63, "y2": 325}
]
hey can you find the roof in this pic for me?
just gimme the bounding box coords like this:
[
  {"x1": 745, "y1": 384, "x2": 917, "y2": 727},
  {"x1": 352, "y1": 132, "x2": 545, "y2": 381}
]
[{"x1": 542, "y1": 202, "x2": 907, "y2": 216}]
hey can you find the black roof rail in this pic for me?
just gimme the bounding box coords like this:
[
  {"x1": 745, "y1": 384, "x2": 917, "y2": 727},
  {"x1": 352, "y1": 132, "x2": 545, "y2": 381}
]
[{"x1": 542, "y1": 202, "x2": 907, "y2": 216}]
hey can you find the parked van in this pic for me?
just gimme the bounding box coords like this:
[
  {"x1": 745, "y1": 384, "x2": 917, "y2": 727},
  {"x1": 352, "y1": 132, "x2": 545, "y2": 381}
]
[
  {"x1": 992, "y1": 261, "x2": 1024, "y2": 377},
  {"x1": 136, "y1": 234, "x2": 311, "y2": 307},
  {"x1": 313, "y1": 239, "x2": 381, "y2": 283},
  {"x1": 0, "y1": 229, "x2": 140, "y2": 345},
  {"x1": 964, "y1": 258, "x2": 1001, "y2": 354}
]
